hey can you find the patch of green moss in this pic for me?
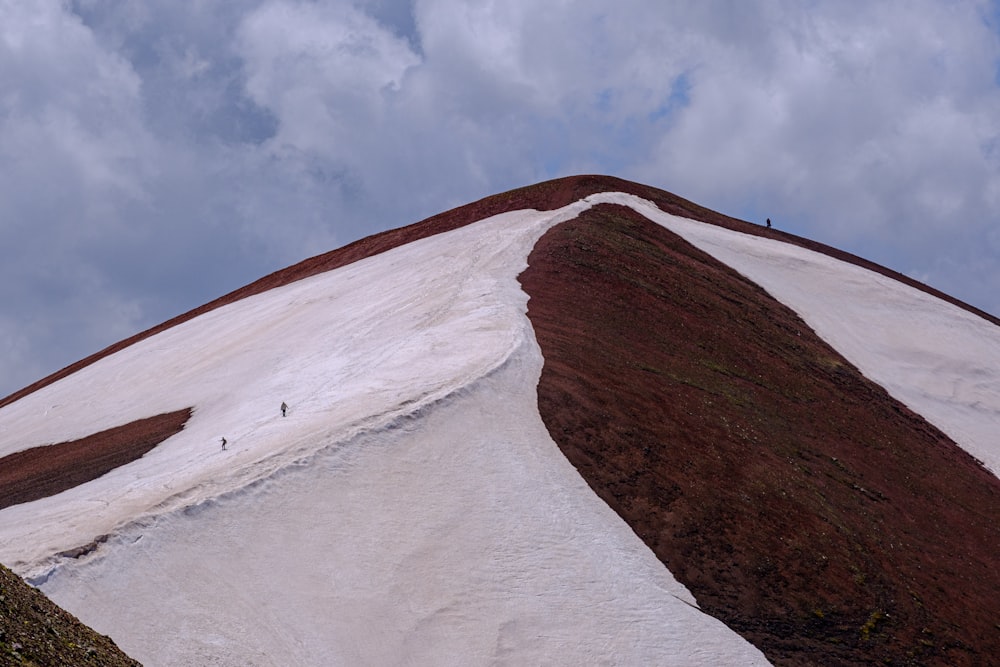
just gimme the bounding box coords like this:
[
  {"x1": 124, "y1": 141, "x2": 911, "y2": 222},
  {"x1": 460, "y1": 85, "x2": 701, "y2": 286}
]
[{"x1": 860, "y1": 609, "x2": 885, "y2": 641}]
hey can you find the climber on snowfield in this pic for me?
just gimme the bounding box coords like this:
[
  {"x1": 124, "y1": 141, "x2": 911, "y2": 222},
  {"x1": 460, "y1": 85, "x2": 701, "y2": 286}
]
[
  {"x1": 221, "y1": 437, "x2": 227, "y2": 451},
  {"x1": 281, "y1": 402, "x2": 288, "y2": 417}
]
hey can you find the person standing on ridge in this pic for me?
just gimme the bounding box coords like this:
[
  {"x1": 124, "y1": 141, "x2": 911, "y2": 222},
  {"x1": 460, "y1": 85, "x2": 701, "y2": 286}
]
[
  {"x1": 281, "y1": 402, "x2": 288, "y2": 417},
  {"x1": 766, "y1": 218, "x2": 772, "y2": 228}
]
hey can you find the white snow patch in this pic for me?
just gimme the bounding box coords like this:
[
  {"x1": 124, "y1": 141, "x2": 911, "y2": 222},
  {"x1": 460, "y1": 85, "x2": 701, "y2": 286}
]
[
  {"x1": 0, "y1": 203, "x2": 581, "y2": 578},
  {"x1": 0, "y1": 195, "x2": 769, "y2": 665},
  {"x1": 41, "y1": 338, "x2": 767, "y2": 666}
]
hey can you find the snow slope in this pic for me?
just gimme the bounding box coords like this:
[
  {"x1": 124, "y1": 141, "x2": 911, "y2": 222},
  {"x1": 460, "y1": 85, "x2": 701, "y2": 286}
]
[
  {"x1": 0, "y1": 196, "x2": 769, "y2": 665},
  {"x1": 1, "y1": 189, "x2": 996, "y2": 665}
]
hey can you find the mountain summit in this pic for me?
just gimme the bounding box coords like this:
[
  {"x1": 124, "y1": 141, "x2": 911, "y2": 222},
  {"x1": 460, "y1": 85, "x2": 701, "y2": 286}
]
[{"x1": 1, "y1": 175, "x2": 998, "y2": 666}]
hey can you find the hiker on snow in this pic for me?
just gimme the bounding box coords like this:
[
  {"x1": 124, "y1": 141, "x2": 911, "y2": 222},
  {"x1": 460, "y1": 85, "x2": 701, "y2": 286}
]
[
  {"x1": 281, "y1": 402, "x2": 288, "y2": 417},
  {"x1": 221, "y1": 437, "x2": 227, "y2": 451}
]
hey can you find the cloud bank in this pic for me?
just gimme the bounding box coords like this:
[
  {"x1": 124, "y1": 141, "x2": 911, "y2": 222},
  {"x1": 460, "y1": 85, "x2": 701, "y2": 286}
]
[{"x1": 1, "y1": 0, "x2": 999, "y2": 397}]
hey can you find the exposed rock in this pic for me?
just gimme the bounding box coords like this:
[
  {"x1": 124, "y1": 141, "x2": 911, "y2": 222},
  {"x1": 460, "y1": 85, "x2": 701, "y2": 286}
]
[{"x1": 0, "y1": 562, "x2": 140, "y2": 666}]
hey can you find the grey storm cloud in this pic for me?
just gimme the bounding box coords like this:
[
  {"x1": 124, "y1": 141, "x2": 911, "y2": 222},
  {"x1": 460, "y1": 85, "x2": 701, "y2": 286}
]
[{"x1": 1, "y1": 0, "x2": 999, "y2": 398}]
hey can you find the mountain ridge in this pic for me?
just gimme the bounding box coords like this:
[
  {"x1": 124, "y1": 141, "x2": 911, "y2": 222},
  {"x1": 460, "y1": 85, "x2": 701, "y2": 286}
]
[
  {"x1": 1, "y1": 177, "x2": 997, "y2": 665},
  {"x1": 4, "y1": 175, "x2": 995, "y2": 411}
]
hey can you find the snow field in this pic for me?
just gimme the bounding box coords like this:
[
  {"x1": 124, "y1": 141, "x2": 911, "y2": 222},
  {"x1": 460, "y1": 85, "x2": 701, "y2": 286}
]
[
  {"x1": 0, "y1": 203, "x2": 579, "y2": 578},
  {"x1": 1, "y1": 194, "x2": 770, "y2": 665},
  {"x1": 41, "y1": 337, "x2": 768, "y2": 665}
]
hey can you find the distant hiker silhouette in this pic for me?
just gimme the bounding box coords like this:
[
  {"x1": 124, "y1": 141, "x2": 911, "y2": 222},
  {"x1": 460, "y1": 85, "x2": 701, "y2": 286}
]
[
  {"x1": 766, "y1": 218, "x2": 772, "y2": 228},
  {"x1": 281, "y1": 402, "x2": 288, "y2": 417},
  {"x1": 221, "y1": 437, "x2": 227, "y2": 451}
]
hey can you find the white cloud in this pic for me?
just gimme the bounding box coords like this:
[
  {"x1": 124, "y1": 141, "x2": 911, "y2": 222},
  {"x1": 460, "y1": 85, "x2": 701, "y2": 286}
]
[
  {"x1": 0, "y1": 0, "x2": 154, "y2": 393},
  {"x1": 638, "y1": 2, "x2": 1000, "y2": 306},
  {"x1": 238, "y1": 0, "x2": 420, "y2": 152},
  {"x1": 0, "y1": 1, "x2": 150, "y2": 198}
]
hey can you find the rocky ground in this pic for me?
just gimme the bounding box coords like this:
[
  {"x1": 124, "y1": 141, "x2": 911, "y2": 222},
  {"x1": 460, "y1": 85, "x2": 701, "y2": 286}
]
[{"x1": 0, "y1": 562, "x2": 139, "y2": 666}]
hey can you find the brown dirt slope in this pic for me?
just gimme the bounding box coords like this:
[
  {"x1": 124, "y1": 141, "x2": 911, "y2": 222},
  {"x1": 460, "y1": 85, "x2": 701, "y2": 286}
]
[
  {"x1": 0, "y1": 409, "x2": 192, "y2": 511},
  {"x1": 0, "y1": 562, "x2": 140, "y2": 666},
  {"x1": 519, "y1": 204, "x2": 1000, "y2": 666},
  {"x1": 5, "y1": 175, "x2": 993, "y2": 410}
]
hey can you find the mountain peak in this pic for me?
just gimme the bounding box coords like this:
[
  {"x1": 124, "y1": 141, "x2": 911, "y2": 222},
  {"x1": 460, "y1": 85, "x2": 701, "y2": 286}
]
[{"x1": 1, "y1": 178, "x2": 997, "y2": 665}]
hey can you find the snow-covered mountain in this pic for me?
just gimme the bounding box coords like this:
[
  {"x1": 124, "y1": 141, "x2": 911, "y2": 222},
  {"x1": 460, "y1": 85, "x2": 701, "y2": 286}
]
[{"x1": 1, "y1": 175, "x2": 997, "y2": 666}]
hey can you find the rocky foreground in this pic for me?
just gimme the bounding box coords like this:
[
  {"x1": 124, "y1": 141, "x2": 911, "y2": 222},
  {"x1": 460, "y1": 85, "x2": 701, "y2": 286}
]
[{"x1": 0, "y1": 563, "x2": 139, "y2": 666}]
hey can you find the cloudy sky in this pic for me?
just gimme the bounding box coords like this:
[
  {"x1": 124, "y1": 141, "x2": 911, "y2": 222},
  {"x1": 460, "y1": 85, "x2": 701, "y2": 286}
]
[{"x1": 2, "y1": 0, "x2": 999, "y2": 398}]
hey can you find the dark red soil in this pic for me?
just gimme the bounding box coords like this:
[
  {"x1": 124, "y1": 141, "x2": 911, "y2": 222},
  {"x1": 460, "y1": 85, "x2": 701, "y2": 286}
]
[
  {"x1": 518, "y1": 204, "x2": 1000, "y2": 666},
  {"x1": 0, "y1": 408, "x2": 191, "y2": 511}
]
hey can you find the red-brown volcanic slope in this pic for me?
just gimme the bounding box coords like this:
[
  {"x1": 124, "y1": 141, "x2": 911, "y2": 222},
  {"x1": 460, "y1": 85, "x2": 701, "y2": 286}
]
[
  {"x1": 0, "y1": 408, "x2": 191, "y2": 511},
  {"x1": 519, "y1": 204, "x2": 1000, "y2": 666},
  {"x1": 3, "y1": 176, "x2": 999, "y2": 665}
]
